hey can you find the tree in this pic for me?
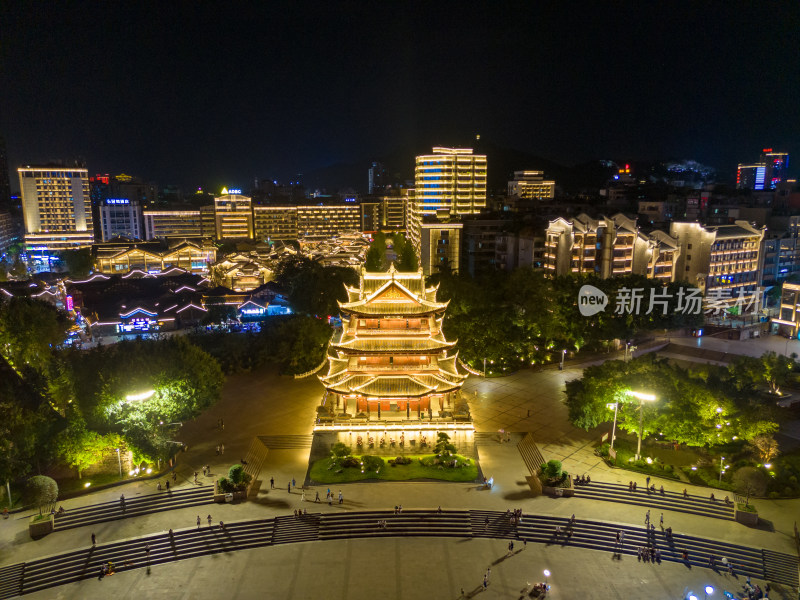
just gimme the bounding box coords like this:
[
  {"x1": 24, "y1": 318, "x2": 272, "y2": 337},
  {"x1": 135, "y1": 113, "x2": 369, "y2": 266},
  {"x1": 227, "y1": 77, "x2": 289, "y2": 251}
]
[
  {"x1": 748, "y1": 434, "x2": 780, "y2": 464},
  {"x1": 761, "y1": 351, "x2": 792, "y2": 395},
  {"x1": 0, "y1": 297, "x2": 71, "y2": 375},
  {"x1": 26, "y1": 475, "x2": 58, "y2": 515},
  {"x1": 434, "y1": 432, "x2": 456, "y2": 458},
  {"x1": 55, "y1": 412, "x2": 123, "y2": 479},
  {"x1": 396, "y1": 241, "x2": 418, "y2": 272},
  {"x1": 331, "y1": 442, "x2": 351, "y2": 458},
  {"x1": 59, "y1": 249, "x2": 93, "y2": 279}
]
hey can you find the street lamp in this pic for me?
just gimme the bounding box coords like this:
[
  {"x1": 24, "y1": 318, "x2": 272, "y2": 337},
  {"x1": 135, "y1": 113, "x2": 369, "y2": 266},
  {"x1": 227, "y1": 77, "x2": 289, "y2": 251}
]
[
  {"x1": 115, "y1": 448, "x2": 122, "y2": 478},
  {"x1": 719, "y1": 456, "x2": 725, "y2": 483},
  {"x1": 627, "y1": 391, "x2": 656, "y2": 460},
  {"x1": 543, "y1": 569, "x2": 550, "y2": 587},
  {"x1": 560, "y1": 349, "x2": 566, "y2": 370},
  {"x1": 606, "y1": 401, "x2": 620, "y2": 451},
  {"x1": 483, "y1": 358, "x2": 486, "y2": 378}
]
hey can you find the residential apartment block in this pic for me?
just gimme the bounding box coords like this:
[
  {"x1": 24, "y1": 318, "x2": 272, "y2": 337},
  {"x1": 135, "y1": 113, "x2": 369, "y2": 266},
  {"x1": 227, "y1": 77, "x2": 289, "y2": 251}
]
[
  {"x1": 507, "y1": 171, "x2": 555, "y2": 199},
  {"x1": 543, "y1": 213, "x2": 680, "y2": 281},
  {"x1": 669, "y1": 221, "x2": 764, "y2": 303}
]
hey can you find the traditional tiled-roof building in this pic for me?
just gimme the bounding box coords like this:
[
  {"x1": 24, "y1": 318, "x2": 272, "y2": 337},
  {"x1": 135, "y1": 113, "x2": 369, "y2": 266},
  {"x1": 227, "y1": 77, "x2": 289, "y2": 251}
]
[{"x1": 318, "y1": 264, "x2": 468, "y2": 422}]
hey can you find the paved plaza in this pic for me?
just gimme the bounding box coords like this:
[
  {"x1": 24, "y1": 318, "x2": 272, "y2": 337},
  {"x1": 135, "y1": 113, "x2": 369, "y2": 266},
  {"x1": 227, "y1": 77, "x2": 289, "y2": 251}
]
[
  {"x1": 2, "y1": 335, "x2": 799, "y2": 598},
  {"x1": 22, "y1": 538, "x2": 778, "y2": 600}
]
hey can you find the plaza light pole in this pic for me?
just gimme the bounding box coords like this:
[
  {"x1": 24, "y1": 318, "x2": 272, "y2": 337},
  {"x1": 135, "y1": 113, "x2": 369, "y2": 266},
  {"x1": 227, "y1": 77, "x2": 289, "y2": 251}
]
[
  {"x1": 543, "y1": 569, "x2": 550, "y2": 587},
  {"x1": 606, "y1": 402, "x2": 620, "y2": 451},
  {"x1": 719, "y1": 456, "x2": 725, "y2": 483},
  {"x1": 115, "y1": 448, "x2": 122, "y2": 478},
  {"x1": 627, "y1": 391, "x2": 656, "y2": 460},
  {"x1": 483, "y1": 358, "x2": 486, "y2": 378},
  {"x1": 560, "y1": 349, "x2": 566, "y2": 370}
]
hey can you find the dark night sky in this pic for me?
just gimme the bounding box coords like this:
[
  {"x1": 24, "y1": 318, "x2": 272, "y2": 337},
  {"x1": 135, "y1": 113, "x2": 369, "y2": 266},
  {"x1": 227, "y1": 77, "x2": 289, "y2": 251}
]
[{"x1": 2, "y1": 1, "x2": 799, "y2": 191}]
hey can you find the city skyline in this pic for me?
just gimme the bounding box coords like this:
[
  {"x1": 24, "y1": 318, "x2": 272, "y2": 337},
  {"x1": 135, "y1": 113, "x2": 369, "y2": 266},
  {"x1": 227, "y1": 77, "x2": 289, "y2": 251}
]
[{"x1": 2, "y1": 2, "x2": 799, "y2": 191}]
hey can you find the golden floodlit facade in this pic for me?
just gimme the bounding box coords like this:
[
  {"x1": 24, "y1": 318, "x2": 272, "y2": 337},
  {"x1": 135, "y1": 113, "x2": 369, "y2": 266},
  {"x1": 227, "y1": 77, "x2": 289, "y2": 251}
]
[{"x1": 318, "y1": 265, "x2": 469, "y2": 425}]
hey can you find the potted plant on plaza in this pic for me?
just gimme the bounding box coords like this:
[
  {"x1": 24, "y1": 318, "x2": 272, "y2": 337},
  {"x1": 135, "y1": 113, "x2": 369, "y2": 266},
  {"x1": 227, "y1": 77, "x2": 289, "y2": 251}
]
[
  {"x1": 27, "y1": 476, "x2": 58, "y2": 538},
  {"x1": 539, "y1": 460, "x2": 573, "y2": 497},
  {"x1": 214, "y1": 464, "x2": 252, "y2": 503}
]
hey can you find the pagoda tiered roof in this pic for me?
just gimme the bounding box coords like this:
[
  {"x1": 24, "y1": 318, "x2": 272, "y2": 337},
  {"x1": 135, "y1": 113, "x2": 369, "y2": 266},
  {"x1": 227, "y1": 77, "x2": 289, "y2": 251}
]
[
  {"x1": 339, "y1": 264, "x2": 447, "y2": 316},
  {"x1": 318, "y1": 264, "x2": 467, "y2": 401}
]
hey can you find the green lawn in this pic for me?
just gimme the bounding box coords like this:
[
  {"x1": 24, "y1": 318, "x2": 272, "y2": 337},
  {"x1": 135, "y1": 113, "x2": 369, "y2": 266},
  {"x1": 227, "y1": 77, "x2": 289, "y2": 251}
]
[{"x1": 309, "y1": 455, "x2": 478, "y2": 484}]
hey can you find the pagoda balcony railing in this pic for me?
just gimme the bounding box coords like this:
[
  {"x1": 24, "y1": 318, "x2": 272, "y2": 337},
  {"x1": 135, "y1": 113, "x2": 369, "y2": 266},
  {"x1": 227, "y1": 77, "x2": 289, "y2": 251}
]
[
  {"x1": 355, "y1": 328, "x2": 432, "y2": 336},
  {"x1": 347, "y1": 364, "x2": 442, "y2": 372}
]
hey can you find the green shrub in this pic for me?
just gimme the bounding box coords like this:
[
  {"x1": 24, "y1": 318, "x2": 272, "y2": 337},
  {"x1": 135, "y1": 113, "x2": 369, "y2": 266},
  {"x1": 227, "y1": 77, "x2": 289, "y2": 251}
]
[
  {"x1": 769, "y1": 491, "x2": 779, "y2": 499},
  {"x1": 217, "y1": 477, "x2": 235, "y2": 493},
  {"x1": 394, "y1": 456, "x2": 412, "y2": 465},
  {"x1": 341, "y1": 456, "x2": 360, "y2": 468},
  {"x1": 361, "y1": 455, "x2": 383, "y2": 472},
  {"x1": 331, "y1": 442, "x2": 351, "y2": 458},
  {"x1": 541, "y1": 460, "x2": 562, "y2": 480}
]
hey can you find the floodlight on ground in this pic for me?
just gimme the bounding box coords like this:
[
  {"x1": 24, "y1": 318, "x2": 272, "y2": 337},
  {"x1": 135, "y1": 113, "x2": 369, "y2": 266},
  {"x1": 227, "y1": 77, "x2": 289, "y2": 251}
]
[{"x1": 125, "y1": 390, "x2": 155, "y2": 402}]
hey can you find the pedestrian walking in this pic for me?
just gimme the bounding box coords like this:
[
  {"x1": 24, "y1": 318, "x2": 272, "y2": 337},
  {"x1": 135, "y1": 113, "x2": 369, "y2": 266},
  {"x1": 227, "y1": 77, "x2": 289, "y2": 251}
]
[
  {"x1": 659, "y1": 485, "x2": 664, "y2": 495},
  {"x1": 193, "y1": 471, "x2": 198, "y2": 484},
  {"x1": 288, "y1": 482, "x2": 291, "y2": 493},
  {"x1": 301, "y1": 490, "x2": 306, "y2": 502},
  {"x1": 270, "y1": 477, "x2": 274, "y2": 489},
  {"x1": 645, "y1": 509, "x2": 650, "y2": 525},
  {"x1": 120, "y1": 494, "x2": 125, "y2": 510},
  {"x1": 220, "y1": 418, "x2": 224, "y2": 431},
  {"x1": 659, "y1": 513, "x2": 664, "y2": 528},
  {"x1": 197, "y1": 515, "x2": 201, "y2": 529},
  {"x1": 220, "y1": 443, "x2": 225, "y2": 455},
  {"x1": 172, "y1": 471, "x2": 177, "y2": 482},
  {"x1": 91, "y1": 532, "x2": 96, "y2": 546},
  {"x1": 202, "y1": 466, "x2": 207, "y2": 476},
  {"x1": 483, "y1": 575, "x2": 488, "y2": 589},
  {"x1": 165, "y1": 480, "x2": 170, "y2": 491},
  {"x1": 145, "y1": 543, "x2": 151, "y2": 558},
  {"x1": 219, "y1": 521, "x2": 225, "y2": 530},
  {"x1": 683, "y1": 488, "x2": 688, "y2": 498},
  {"x1": 207, "y1": 514, "x2": 213, "y2": 527},
  {"x1": 507, "y1": 540, "x2": 514, "y2": 555},
  {"x1": 315, "y1": 491, "x2": 320, "y2": 502},
  {"x1": 216, "y1": 445, "x2": 220, "y2": 455},
  {"x1": 292, "y1": 477, "x2": 296, "y2": 488},
  {"x1": 157, "y1": 482, "x2": 162, "y2": 491},
  {"x1": 646, "y1": 476, "x2": 650, "y2": 487},
  {"x1": 632, "y1": 481, "x2": 637, "y2": 491},
  {"x1": 338, "y1": 490, "x2": 343, "y2": 504}
]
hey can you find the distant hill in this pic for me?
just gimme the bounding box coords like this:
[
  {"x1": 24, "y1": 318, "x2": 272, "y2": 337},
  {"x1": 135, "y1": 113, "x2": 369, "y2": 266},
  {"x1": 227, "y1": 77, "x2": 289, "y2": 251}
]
[{"x1": 301, "y1": 140, "x2": 615, "y2": 195}]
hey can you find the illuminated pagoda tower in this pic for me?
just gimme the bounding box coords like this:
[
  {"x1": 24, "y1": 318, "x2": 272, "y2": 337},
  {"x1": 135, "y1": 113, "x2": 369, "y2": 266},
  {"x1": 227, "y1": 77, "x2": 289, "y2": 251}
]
[{"x1": 318, "y1": 264, "x2": 469, "y2": 423}]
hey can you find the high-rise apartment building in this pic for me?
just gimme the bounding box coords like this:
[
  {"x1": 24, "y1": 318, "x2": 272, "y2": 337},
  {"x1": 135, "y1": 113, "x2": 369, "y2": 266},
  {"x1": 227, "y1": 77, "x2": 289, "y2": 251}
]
[
  {"x1": 414, "y1": 147, "x2": 486, "y2": 216},
  {"x1": 737, "y1": 149, "x2": 790, "y2": 191},
  {"x1": 360, "y1": 195, "x2": 406, "y2": 232},
  {"x1": 100, "y1": 198, "x2": 143, "y2": 241},
  {"x1": 214, "y1": 191, "x2": 254, "y2": 240},
  {"x1": 507, "y1": 171, "x2": 555, "y2": 199},
  {"x1": 18, "y1": 166, "x2": 94, "y2": 251},
  {"x1": 368, "y1": 161, "x2": 386, "y2": 194}
]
